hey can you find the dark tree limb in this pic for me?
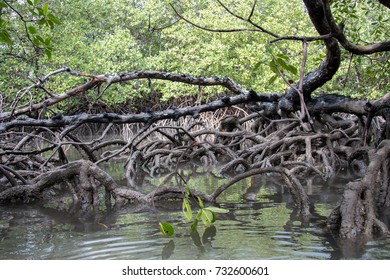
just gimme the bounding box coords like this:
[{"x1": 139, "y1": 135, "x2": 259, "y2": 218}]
[
  {"x1": 0, "y1": 164, "x2": 18, "y2": 186},
  {"x1": 323, "y1": 0, "x2": 390, "y2": 55},
  {"x1": 0, "y1": 69, "x2": 254, "y2": 121},
  {"x1": 170, "y1": 3, "x2": 260, "y2": 34},
  {"x1": 0, "y1": 90, "x2": 279, "y2": 132},
  {"x1": 210, "y1": 166, "x2": 311, "y2": 216},
  {"x1": 215, "y1": 0, "x2": 279, "y2": 38},
  {"x1": 1, "y1": 92, "x2": 377, "y2": 133},
  {"x1": 363, "y1": 92, "x2": 390, "y2": 143},
  {"x1": 328, "y1": 144, "x2": 390, "y2": 238},
  {"x1": 282, "y1": 0, "x2": 341, "y2": 110}
]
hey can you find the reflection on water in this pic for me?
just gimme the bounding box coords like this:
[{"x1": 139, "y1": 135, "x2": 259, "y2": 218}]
[{"x1": 1, "y1": 169, "x2": 390, "y2": 260}]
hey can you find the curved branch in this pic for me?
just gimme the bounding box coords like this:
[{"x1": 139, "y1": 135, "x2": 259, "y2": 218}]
[
  {"x1": 170, "y1": 1, "x2": 281, "y2": 37},
  {"x1": 170, "y1": 3, "x2": 259, "y2": 33},
  {"x1": 323, "y1": 0, "x2": 390, "y2": 55},
  {"x1": 210, "y1": 166, "x2": 310, "y2": 216},
  {"x1": 0, "y1": 93, "x2": 377, "y2": 133},
  {"x1": 282, "y1": 0, "x2": 341, "y2": 109},
  {"x1": 0, "y1": 90, "x2": 280, "y2": 132},
  {"x1": 0, "y1": 69, "x2": 253, "y2": 121},
  {"x1": 216, "y1": 0, "x2": 279, "y2": 38}
]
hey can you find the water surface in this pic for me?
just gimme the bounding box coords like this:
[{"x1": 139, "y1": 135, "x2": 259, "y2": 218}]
[{"x1": 1, "y1": 171, "x2": 389, "y2": 260}]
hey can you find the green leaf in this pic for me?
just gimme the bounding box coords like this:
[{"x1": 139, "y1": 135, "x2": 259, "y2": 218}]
[
  {"x1": 0, "y1": 2, "x2": 7, "y2": 8},
  {"x1": 159, "y1": 222, "x2": 174, "y2": 237},
  {"x1": 252, "y1": 61, "x2": 262, "y2": 72},
  {"x1": 182, "y1": 198, "x2": 192, "y2": 222},
  {"x1": 44, "y1": 49, "x2": 52, "y2": 59},
  {"x1": 37, "y1": 18, "x2": 46, "y2": 25},
  {"x1": 30, "y1": 8, "x2": 38, "y2": 16},
  {"x1": 35, "y1": 35, "x2": 44, "y2": 42},
  {"x1": 47, "y1": 20, "x2": 54, "y2": 29},
  {"x1": 48, "y1": 13, "x2": 61, "y2": 25},
  {"x1": 44, "y1": 37, "x2": 51, "y2": 46},
  {"x1": 276, "y1": 53, "x2": 289, "y2": 60},
  {"x1": 284, "y1": 64, "x2": 298, "y2": 75},
  {"x1": 276, "y1": 58, "x2": 297, "y2": 75},
  {"x1": 0, "y1": 19, "x2": 6, "y2": 28},
  {"x1": 204, "y1": 206, "x2": 229, "y2": 213},
  {"x1": 197, "y1": 196, "x2": 204, "y2": 209},
  {"x1": 0, "y1": 31, "x2": 12, "y2": 45},
  {"x1": 34, "y1": 0, "x2": 40, "y2": 4},
  {"x1": 269, "y1": 60, "x2": 278, "y2": 73},
  {"x1": 28, "y1": 25, "x2": 37, "y2": 34},
  {"x1": 276, "y1": 58, "x2": 289, "y2": 70},
  {"x1": 27, "y1": 0, "x2": 33, "y2": 6},
  {"x1": 32, "y1": 37, "x2": 40, "y2": 45},
  {"x1": 265, "y1": 44, "x2": 273, "y2": 54},
  {"x1": 184, "y1": 184, "x2": 190, "y2": 196},
  {"x1": 268, "y1": 74, "x2": 278, "y2": 85},
  {"x1": 201, "y1": 209, "x2": 215, "y2": 227},
  {"x1": 43, "y1": 3, "x2": 48, "y2": 15},
  {"x1": 191, "y1": 219, "x2": 198, "y2": 233}
]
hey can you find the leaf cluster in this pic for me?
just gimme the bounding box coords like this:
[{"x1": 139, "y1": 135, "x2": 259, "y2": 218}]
[{"x1": 159, "y1": 182, "x2": 228, "y2": 237}]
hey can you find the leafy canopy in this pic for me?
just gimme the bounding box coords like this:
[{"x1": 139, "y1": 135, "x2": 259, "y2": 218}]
[{"x1": 0, "y1": 0, "x2": 388, "y2": 112}]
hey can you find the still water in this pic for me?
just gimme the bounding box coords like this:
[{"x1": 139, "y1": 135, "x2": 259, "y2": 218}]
[{"x1": 1, "y1": 166, "x2": 390, "y2": 260}]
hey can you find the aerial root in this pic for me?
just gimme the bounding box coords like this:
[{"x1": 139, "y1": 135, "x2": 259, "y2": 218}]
[
  {"x1": 1, "y1": 110, "x2": 389, "y2": 239},
  {"x1": 0, "y1": 160, "x2": 214, "y2": 211},
  {"x1": 327, "y1": 145, "x2": 390, "y2": 238}
]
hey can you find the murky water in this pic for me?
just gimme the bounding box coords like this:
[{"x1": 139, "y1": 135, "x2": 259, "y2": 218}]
[{"x1": 1, "y1": 166, "x2": 390, "y2": 260}]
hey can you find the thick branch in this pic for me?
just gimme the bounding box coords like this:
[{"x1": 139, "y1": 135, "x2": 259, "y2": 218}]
[
  {"x1": 281, "y1": 0, "x2": 341, "y2": 110},
  {"x1": 1, "y1": 93, "x2": 381, "y2": 133},
  {"x1": 0, "y1": 70, "x2": 251, "y2": 121},
  {"x1": 0, "y1": 90, "x2": 279, "y2": 132},
  {"x1": 323, "y1": 0, "x2": 390, "y2": 55}
]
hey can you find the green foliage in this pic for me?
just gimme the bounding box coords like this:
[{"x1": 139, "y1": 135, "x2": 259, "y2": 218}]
[
  {"x1": 258, "y1": 45, "x2": 298, "y2": 85},
  {"x1": 203, "y1": 206, "x2": 230, "y2": 214},
  {"x1": 182, "y1": 198, "x2": 193, "y2": 222},
  {"x1": 0, "y1": 0, "x2": 389, "y2": 113},
  {"x1": 327, "y1": 0, "x2": 390, "y2": 98},
  {"x1": 160, "y1": 178, "x2": 228, "y2": 236},
  {"x1": 0, "y1": 16, "x2": 12, "y2": 45},
  {"x1": 159, "y1": 222, "x2": 174, "y2": 237},
  {"x1": 0, "y1": 0, "x2": 60, "y2": 56}
]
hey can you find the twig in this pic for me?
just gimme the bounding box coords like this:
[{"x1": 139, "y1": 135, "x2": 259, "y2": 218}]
[
  {"x1": 216, "y1": 0, "x2": 279, "y2": 37},
  {"x1": 170, "y1": 3, "x2": 259, "y2": 33},
  {"x1": 298, "y1": 40, "x2": 312, "y2": 123}
]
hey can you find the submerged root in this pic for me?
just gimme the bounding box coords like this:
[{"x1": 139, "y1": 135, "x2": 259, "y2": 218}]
[
  {"x1": 327, "y1": 144, "x2": 390, "y2": 238},
  {"x1": 0, "y1": 160, "x2": 213, "y2": 211},
  {"x1": 1, "y1": 109, "x2": 389, "y2": 239}
]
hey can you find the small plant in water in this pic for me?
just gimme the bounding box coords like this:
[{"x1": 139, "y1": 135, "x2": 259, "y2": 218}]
[{"x1": 159, "y1": 180, "x2": 228, "y2": 237}]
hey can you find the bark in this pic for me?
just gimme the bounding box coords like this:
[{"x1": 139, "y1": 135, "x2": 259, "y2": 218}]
[
  {"x1": 328, "y1": 144, "x2": 390, "y2": 239},
  {"x1": 0, "y1": 93, "x2": 376, "y2": 133},
  {"x1": 323, "y1": 0, "x2": 390, "y2": 55},
  {"x1": 281, "y1": 0, "x2": 341, "y2": 111},
  {"x1": 0, "y1": 160, "x2": 211, "y2": 207},
  {"x1": 0, "y1": 69, "x2": 257, "y2": 121},
  {"x1": 0, "y1": 1, "x2": 389, "y2": 242}
]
